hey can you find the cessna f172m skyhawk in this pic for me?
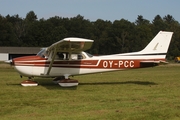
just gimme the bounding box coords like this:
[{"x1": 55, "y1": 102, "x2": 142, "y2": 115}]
[{"x1": 6, "y1": 31, "x2": 173, "y2": 87}]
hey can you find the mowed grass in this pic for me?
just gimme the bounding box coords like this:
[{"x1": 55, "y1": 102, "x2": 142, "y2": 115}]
[{"x1": 0, "y1": 63, "x2": 180, "y2": 120}]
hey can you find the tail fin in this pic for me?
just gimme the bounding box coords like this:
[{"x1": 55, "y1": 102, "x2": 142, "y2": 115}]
[{"x1": 140, "y1": 31, "x2": 173, "y2": 54}]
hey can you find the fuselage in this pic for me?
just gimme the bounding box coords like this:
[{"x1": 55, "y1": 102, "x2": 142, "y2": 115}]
[{"x1": 12, "y1": 52, "x2": 165, "y2": 77}]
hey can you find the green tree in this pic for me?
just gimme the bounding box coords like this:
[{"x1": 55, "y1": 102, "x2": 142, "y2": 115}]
[
  {"x1": 6, "y1": 14, "x2": 25, "y2": 46},
  {"x1": 112, "y1": 19, "x2": 135, "y2": 53},
  {"x1": 0, "y1": 15, "x2": 16, "y2": 46},
  {"x1": 152, "y1": 15, "x2": 167, "y2": 34},
  {"x1": 0, "y1": 12, "x2": 180, "y2": 60},
  {"x1": 25, "y1": 11, "x2": 37, "y2": 22},
  {"x1": 90, "y1": 19, "x2": 112, "y2": 54},
  {"x1": 162, "y1": 15, "x2": 180, "y2": 59},
  {"x1": 134, "y1": 15, "x2": 153, "y2": 51}
]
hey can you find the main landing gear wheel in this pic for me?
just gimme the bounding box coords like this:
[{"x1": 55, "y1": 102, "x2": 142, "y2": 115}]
[
  {"x1": 53, "y1": 76, "x2": 79, "y2": 87},
  {"x1": 21, "y1": 78, "x2": 38, "y2": 87},
  {"x1": 53, "y1": 76, "x2": 65, "y2": 84},
  {"x1": 58, "y1": 79, "x2": 79, "y2": 87}
]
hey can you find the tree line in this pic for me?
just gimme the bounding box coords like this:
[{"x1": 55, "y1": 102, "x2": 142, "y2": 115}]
[{"x1": 0, "y1": 11, "x2": 180, "y2": 60}]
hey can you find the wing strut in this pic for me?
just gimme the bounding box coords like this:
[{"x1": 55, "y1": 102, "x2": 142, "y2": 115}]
[{"x1": 46, "y1": 47, "x2": 57, "y2": 75}]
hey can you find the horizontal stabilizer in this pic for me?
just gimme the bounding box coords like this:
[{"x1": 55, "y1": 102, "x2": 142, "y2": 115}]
[
  {"x1": 140, "y1": 60, "x2": 168, "y2": 64},
  {"x1": 140, "y1": 60, "x2": 168, "y2": 67}
]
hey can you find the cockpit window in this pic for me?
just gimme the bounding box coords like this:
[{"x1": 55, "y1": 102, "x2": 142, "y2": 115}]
[{"x1": 37, "y1": 48, "x2": 48, "y2": 58}]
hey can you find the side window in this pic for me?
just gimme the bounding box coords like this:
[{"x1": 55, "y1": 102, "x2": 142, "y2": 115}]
[
  {"x1": 57, "y1": 52, "x2": 64, "y2": 60},
  {"x1": 55, "y1": 52, "x2": 65, "y2": 60},
  {"x1": 71, "y1": 53, "x2": 85, "y2": 60},
  {"x1": 54, "y1": 52, "x2": 70, "y2": 60},
  {"x1": 71, "y1": 54, "x2": 78, "y2": 60},
  {"x1": 53, "y1": 52, "x2": 85, "y2": 60},
  {"x1": 77, "y1": 54, "x2": 83, "y2": 59}
]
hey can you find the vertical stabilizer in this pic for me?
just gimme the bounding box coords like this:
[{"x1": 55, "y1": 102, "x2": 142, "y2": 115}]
[{"x1": 140, "y1": 31, "x2": 173, "y2": 54}]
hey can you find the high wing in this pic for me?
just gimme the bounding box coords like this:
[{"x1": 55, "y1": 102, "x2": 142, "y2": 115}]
[
  {"x1": 47, "y1": 37, "x2": 94, "y2": 52},
  {"x1": 46, "y1": 37, "x2": 94, "y2": 75}
]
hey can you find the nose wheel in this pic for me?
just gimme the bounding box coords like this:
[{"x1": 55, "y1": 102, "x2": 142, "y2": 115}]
[{"x1": 21, "y1": 77, "x2": 38, "y2": 87}]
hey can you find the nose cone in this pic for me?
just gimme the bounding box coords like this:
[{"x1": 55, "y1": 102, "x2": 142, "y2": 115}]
[
  {"x1": 4, "y1": 59, "x2": 13, "y2": 65},
  {"x1": 5, "y1": 60, "x2": 11, "y2": 63}
]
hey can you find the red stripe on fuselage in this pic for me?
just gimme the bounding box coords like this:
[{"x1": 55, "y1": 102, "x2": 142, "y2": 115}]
[{"x1": 12, "y1": 55, "x2": 165, "y2": 69}]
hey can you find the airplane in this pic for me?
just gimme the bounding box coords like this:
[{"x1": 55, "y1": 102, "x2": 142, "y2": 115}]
[{"x1": 5, "y1": 31, "x2": 173, "y2": 87}]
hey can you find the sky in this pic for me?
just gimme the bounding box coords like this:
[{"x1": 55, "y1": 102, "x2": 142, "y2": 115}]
[{"x1": 0, "y1": 0, "x2": 179, "y2": 22}]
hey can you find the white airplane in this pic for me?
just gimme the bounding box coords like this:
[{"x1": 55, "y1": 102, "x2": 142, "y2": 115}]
[{"x1": 6, "y1": 31, "x2": 173, "y2": 87}]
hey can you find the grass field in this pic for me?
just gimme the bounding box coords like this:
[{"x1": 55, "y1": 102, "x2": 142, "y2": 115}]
[{"x1": 0, "y1": 63, "x2": 180, "y2": 120}]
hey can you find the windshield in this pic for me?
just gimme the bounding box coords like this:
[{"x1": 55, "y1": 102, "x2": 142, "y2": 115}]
[{"x1": 37, "y1": 48, "x2": 47, "y2": 58}]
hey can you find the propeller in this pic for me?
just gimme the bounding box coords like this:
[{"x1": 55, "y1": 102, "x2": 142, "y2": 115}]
[{"x1": 4, "y1": 59, "x2": 13, "y2": 66}]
